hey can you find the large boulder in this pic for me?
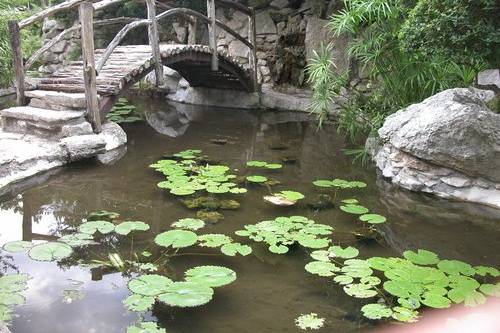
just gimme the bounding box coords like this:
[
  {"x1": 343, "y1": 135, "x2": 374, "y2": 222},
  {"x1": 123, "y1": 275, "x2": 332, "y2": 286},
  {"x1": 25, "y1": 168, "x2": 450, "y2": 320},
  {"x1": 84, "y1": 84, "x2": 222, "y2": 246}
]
[{"x1": 373, "y1": 87, "x2": 500, "y2": 208}]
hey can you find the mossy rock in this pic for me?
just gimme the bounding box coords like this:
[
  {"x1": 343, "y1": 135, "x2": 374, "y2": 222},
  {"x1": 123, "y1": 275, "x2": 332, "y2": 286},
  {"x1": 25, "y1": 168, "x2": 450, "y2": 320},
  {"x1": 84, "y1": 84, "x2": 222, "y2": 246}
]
[
  {"x1": 196, "y1": 210, "x2": 224, "y2": 224},
  {"x1": 181, "y1": 196, "x2": 221, "y2": 210},
  {"x1": 219, "y1": 200, "x2": 240, "y2": 210},
  {"x1": 307, "y1": 194, "x2": 334, "y2": 210}
]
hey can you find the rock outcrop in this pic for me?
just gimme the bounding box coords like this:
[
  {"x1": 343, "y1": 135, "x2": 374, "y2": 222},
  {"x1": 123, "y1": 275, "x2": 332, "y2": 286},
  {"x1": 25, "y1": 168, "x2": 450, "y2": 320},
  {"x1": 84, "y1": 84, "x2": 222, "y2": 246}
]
[{"x1": 372, "y1": 87, "x2": 500, "y2": 208}]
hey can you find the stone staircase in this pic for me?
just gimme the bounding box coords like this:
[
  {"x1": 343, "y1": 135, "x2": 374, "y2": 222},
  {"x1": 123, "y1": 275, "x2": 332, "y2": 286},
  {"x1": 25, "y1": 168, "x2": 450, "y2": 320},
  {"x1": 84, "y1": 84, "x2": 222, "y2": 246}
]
[{"x1": 0, "y1": 90, "x2": 127, "y2": 193}]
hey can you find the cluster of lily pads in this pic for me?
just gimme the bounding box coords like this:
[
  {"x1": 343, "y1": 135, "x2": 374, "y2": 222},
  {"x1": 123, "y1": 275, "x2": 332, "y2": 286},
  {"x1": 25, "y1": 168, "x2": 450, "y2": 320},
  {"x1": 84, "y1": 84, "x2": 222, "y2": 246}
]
[
  {"x1": 246, "y1": 160, "x2": 282, "y2": 169},
  {"x1": 304, "y1": 246, "x2": 500, "y2": 322},
  {"x1": 264, "y1": 190, "x2": 305, "y2": 206},
  {"x1": 151, "y1": 150, "x2": 247, "y2": 197},
  {"x1": 107, "y1": 98, "x2": 143, "y2": 123},
  {"x1": 235, "y1": 216, "x2": 333, "y2": 254},
  {"x1": 313, "y1": 178, "x2": 367, "y2": 189},
  {"x1": 0, "y1": 273, "x2": 30, "y2": 323},
  {"x1": 124, "y1": 265, "x2": 237, "y2": 310},
  {"x1": 339, "y1": 198, "x2": 387, "y2": 224}
]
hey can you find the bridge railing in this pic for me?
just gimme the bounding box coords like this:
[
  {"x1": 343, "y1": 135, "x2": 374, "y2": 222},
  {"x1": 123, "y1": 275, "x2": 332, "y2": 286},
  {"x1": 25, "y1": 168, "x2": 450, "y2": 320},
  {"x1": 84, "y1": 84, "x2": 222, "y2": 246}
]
[{"x1": 8, "y1": 0, "x2": 258, "y2": 134}]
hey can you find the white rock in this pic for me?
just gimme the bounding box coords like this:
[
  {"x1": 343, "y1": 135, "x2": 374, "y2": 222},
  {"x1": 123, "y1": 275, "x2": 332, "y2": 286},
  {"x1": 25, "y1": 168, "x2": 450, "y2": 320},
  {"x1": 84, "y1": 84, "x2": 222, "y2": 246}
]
[
  {"x1": 61, "y1": 135, "x2": 106, "y2": 162},
  {"x1": 98, "y1": 122, "x2": 127, "y2": 151}
]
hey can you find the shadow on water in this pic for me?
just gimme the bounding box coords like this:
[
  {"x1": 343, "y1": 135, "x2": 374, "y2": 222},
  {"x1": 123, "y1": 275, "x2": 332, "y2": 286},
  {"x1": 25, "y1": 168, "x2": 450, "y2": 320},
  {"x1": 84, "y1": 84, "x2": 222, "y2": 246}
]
[{"x1": 0, "y1": 96, "x2": 499, "y2": 332}]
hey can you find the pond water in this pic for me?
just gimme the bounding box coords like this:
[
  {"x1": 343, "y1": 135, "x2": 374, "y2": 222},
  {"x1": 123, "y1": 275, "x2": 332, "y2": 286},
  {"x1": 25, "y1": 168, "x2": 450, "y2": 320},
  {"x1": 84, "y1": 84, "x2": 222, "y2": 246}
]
[{"x1": 0, "y1": 95, "x2": 499, "y2": 332}]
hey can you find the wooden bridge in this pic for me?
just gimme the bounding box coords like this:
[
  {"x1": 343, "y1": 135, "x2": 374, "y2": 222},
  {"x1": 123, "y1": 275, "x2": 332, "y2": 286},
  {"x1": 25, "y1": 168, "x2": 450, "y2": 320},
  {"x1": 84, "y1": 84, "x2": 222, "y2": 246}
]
[{"x1": 7, "y1": 0, "x2": 259, "y2": 133}]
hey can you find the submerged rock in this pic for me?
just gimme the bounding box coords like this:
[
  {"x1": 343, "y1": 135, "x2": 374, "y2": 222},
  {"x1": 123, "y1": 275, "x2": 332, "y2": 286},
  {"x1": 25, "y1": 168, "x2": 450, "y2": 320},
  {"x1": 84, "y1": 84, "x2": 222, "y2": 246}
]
[
  {"x1": 307, "y1": 194, "x2": 334, "y2": 210},
  {"x1": 220, "y1": 199, "x2": 240, "y2": 210},
  {"x1": 182, "y1": 196, "x2": 220, "y2": 210},
  {"x1": 372, "y1": 87, "x2": 500, "y2": 208},
  {"x1": 196, "y1": 210, "x2": 224, "y2": 224}
]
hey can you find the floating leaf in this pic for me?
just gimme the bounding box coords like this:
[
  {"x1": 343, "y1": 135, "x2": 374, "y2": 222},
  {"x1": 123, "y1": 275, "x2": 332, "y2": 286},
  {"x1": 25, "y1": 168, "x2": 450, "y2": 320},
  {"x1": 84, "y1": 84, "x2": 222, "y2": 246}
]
[
  {"x1": 185, "y1": 266, "x2": 237, "y2": 287},
  {"x1": 340, "y1": 204, "x2": 369, "y2": 215},
  {"x1": 479, "y1": 283, "x2": 500, "y2": 297},
  {"x1": 58, "y1": 233, "x2": 96, "y2": 247},
  {"x1": 343, "y1": 284, "x2": 377, "y2": 298},
  {"x1": 474, "y1": 266, "x2": 499, "y2": 277},
  {"x1": 329, "y1": 246, "x2": 359, "y2": 259},
  {"x1": 305, "y1": 261, "x2": 340, "y2": 277},
  {"x1": 437, "y1": 260, "x2": 475, "y2": 276},
  {"x1": 398, "y1": 297, "x2": 421, "y2": 310},
  {"x1": 383, "y1": 280, "x2": 423, "y2": 299},
  {"x1": 170, "y1": 187, "x2": 196, "y2": 196},
  {"x1": 87, "y1": 210, "x2": 120, "y2": 221},
  {"x1": 279, "y1": 191, "x2": 305, "y2": 201},
  {"x1": 464, "y1": 291, "x2": 486, "y2": 307},
  {"x1": 2, "y1": 241, "x2": 32, "y2": 253},
  {"x1": 154, "y1": 230, "x2": 198, "y2": 249},
  {"x1": 310, "y1": 250, "x2": 330, "y2": 262},
  {"x1": 246, "y1": 175, "x2": 268, "y2": 183},
  {"x1": 128, "y1": 275, "x2": 172, "y2": 296},
  {"x1": 28, "y1": 242, "x2": 73, "y2": 262},
  {"x1": 263, "y1": 195, "x2": 296, "y2": 206},
  {"x1": 298, "y1": 237, "x2": 330, "y2": 249},
  {"x1": 341, "y1": 260, "x2": 373, "y2": 278},
  {"x1": 333, "y1": 275, "x2": 354, "y2": 285},
  {"x1": 198, "y1": 234, "x2": 232, "y2": 248},
  {"x1": 78, "y1": 221, "x2": 115, "y2": 235},
  {"x1": 127, "y1": 321, "x2": 166, "y2": 333},
  {"x1": 229, "y1": 187, "x2": 248, "y2": 194},
  {"x1": 391, "y1": 306, "x2": 418, "y2": 322},
  {"x1": 313, "y1": 180, "x2": 334, "y2": 187},
  {"x1": 246, "y1": 160, "x2": 267, "y2": 167},
  {"x1": 123, "y1": 294, "x2": 155, "y2": 312},
  {"x1": 361, "y1": 303, "x2": 393, "y2": 320},
  {"x1": 158, "y1": 282, "x2": 214, "y2": 307},
  {"x1": 359, "y1": 214, "x2": 387, "y2": 224},
  {"x1": 220, "y1": 243, "x2": 252, "y2": 256},
  {"x1": 269, "y1": 244, "x2": 289, "y2": 254},
  {"x1": 403, "y1": 249, "x2": 439, "y2": 265},
  {"x1": 421, "y1": 293, "x2": 451, "y2": 309},
  {"x1": 115, "y1": 221, "x2": 150, "y2": 235},
  {"x1": 171, "y1": 218, "x2": 205, "y2": 231},
  {"x1": 360, "y1": 276, "x2": 381, "y2": 286},
  {"x1": 295, "y1": 313, "x2": 325, "y2": 330},
  {"x1": 341, "y1": 198, "x2": 359, "y2": 204}
]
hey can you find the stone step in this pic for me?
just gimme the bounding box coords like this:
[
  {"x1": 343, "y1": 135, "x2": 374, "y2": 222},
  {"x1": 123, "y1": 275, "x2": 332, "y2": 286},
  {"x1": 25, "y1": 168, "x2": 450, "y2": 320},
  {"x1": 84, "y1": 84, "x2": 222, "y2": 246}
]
[
  {"x1": 0, "y1": 106, "x2": 92, "y2": 140},
  {"x1": 26, "y1": 90, "x2": 88, "y2": 111}
]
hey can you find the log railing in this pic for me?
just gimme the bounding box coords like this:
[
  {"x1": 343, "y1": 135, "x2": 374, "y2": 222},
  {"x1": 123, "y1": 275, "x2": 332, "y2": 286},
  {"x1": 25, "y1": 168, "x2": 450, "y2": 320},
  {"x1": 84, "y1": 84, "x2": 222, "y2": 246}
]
[{"x1": 8, "y1": 0, "x2": 258, "y2": 133}]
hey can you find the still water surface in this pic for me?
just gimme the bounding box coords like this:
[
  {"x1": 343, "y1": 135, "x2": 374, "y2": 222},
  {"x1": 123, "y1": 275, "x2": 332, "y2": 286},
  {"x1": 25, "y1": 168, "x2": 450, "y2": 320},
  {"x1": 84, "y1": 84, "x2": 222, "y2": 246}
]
[{"x1": 1, "y1": 97, "x2": 499, "y2": 332}]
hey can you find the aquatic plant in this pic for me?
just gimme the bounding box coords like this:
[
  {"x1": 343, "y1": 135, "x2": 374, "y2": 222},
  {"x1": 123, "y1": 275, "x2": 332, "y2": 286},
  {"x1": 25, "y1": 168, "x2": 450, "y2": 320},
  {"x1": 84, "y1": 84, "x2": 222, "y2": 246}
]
[
  {"x1": 115, "y1": 221, "x2": 151, "y2": 235},
  {"x1": 125, "y1": 265, "x2": 236, "y2": 310},
  {"x1": 235, "y1": 216, "x2": 333, "y2": 254},
  {"x1": 78, "y1": 220, "x2": 115, "y2": 235},
  {"x1": 313, "y1": 179, "x2": 366, "y2": 189},
  {"x1": 264, "y1": 191, "x2": 305, "y2": 206},
  {"x1": 127, "y1": 321, "x2": 166, "y2": 333},
  {"x1": 304, "y1": 246, "x2": 500, "y2": 322},
  {"x1": 171, "y1": 218, "x2": 205, "y2": 231},
  {"x1": 0, "y1": 273, "x2": 30, "y2": 323},
  {"x1": 295, "y1": 313, "x2": 325, "y2": 330},
  {"x1": 107, "y1": 98, "x2": 143, "y2": 124},
  {"x1": 154, "y1": 230, "x2": 198, "y2": 249},
  {"x1": 339, "y1": 199, "x2": 388, "y2": 224},
  {"x1": 28, "y1": 242, "x2": 73, "y2": 262},
  {"x1": 246, "y1": 175, "x2": 268, "y2": 183},
  {"x1": 197, "y1": 234, "x2": 252, "y2": 257},
  {"x1": 151, "y1": 150, "x2": 246, "y2": 197},
  {"x1": 246, "y1": 161, "x2": 282, "y2": 169},
  {"x1": 87, "y1": 210, "x2": 120, "y2": 221}
]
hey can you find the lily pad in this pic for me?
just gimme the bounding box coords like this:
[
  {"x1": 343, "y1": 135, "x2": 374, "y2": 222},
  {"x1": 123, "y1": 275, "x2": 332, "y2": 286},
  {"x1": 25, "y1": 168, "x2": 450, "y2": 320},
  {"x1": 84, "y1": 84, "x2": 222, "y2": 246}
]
[
  {"x1": 154, "y1": 230, "x2": 198, "y2": 249},
  {"x1": 279, "y1": 191, "x2": 305, "y2": 201},
  {"x1": 479, "y1": 283, "x2": 500, "y2": 297},
  {"x1": 158, "y1": 282, "x2": 214, "y2": 307},
  {"x1": 361, "y1": 303, "x2": 393, "y2": 320},
  {"x1": 127, "y1": 321, "x2": 166, "y2": 333},
  {"x1": 340, "y1": 204, "x2": 369, "y2": 215},
  {"x1": 78, "y1": 221, "x2": 115, "y2": 235},
  {"x1": 329, "y1": 245, "x2": 359, "y2": 259},
  {"x1": 246, "y1": 175, "x2": 268, "y2": 183},
  {"x1": 2, "y1": 241, "x2": 33, "y2": 253},
  {"x1": 313, "y1": 180, "x2": 334, "y2": 187},
  {"x1": 305, "y1": 261, "x2": 340, "y2": 277},
  {"x1": 185, "y1": 266, "x2": 237, "y2": 287},
  {"x1": 220, "y1": 243, "x2": 252, "y2": 256},
  {"x1": 421, "y1": 293, "x2": 451, "y2": 309},
  {"x1": 343, "y1": 284, "x2": 377, "y2": 298},
  {"x1": 123, "y1": 294, "x2": 156, "y2": 312},
  {"x1": 474, "y1": 266, "x2": 499, "y2": 277},
  {"x1": 391, "y1": 306, "x2": 418, "y2": 322},
  {"x1": 269, "y1": 244, "x2": 289, "y2": 254},
  {"x1": 128, "y1": 274, "x2": 172, "y2": 296},
  {"x1": 295, "y1": 313, "x2": 325, "y2": 330},
  {"x1": 333, "y1": 275, "x2": 354, "y2": 285},
  {"x1": 359, "y1": 214, "x2": 387, "y2": 224},
  {"x1": 58, "y1": 233, "x2": 96, "y2": 247},
  {"x1": 383, "y1": 280, "x2": 423, "y2": 299},
  {"x1": 403, "y1": 249, "x2": 440, "y2": 265},
  {"x1": 171, "y1": 218, "x2": 205, "y2": 231},
  {"x1": 28, "y1": 242, "x2": 73, "y2": 262},
  {"x1": 437, "y1": 260, "x2": 475, "y2": 276},
  {"x1": 263, "y1": 195, "x2": 296, "y2": 206},
  {"x1": 115, "y1": 221, "x2": 150, "y2": 235}
]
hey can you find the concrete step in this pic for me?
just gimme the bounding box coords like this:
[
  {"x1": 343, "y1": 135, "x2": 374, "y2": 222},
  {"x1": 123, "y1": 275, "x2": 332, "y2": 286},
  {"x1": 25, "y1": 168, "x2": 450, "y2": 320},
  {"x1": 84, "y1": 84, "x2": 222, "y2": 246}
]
[
  {"x1": 0, "y1": 106, "x2": 92, "y2": 140},
  {"x1": 26, "y1": 90, "x2": 88, "y2": 111}
]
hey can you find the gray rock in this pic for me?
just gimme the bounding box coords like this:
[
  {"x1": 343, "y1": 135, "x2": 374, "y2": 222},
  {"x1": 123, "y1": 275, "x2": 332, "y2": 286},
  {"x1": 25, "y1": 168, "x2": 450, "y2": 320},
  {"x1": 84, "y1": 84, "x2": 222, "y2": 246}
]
[
  {"x1": 98, "y1": 122, "x2": 127, "y2": 151},
  {"x1": 256, "y1": 11, "x2": 277, "y2": 35},
  {"x1": 0, "y1": 106, "x2": 85, "y2": 124},
  {"x1": 167, "y1": 86, "x2": 260, "y2": 109},
  {"x1": 228, "y1": 40, "x2": 249, "y2": 58},
  {"x1": 271, "y1": 0, "x2": 289, "y2": 9},
  {"x1": 477, "y1": 69, "x2": 500, "y2": 91},
  {"x1": 373, "y1": 87, "x2": 500, "y2": 208},
  {"x1": 51, "y1": 40, "x2": 68, "y2": 53},
  {"x1": 379, "y1": 88, "x2": 498, "y2": 182},
  {"x1": 261, "y1": 85, "x2": 312, "y2": 112},
  {"x1": 61, "y1": 121, "x2": 93, "y2": 137},
  {"x1": 61, "y1": 134, "x2": 106, "y2": 162},
  {"x1": 26, "y1": 90, "x2": 88, "y2": 109}
]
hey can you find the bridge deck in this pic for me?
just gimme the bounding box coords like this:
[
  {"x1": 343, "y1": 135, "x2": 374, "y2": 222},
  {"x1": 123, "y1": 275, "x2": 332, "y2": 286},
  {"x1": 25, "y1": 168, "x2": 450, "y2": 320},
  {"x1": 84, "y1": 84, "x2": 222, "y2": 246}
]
[{"x1": 30, "y1": 44, "x2": 252, "y2": 96}]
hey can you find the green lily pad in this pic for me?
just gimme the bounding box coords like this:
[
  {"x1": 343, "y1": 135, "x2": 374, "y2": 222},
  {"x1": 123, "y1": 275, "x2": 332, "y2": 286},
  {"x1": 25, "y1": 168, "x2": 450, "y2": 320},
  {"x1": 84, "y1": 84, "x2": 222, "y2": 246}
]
[
  {"x1": 343, "y1": 283, "x2": 377, "y2": 298},
  {"x1": 128, "y1": 274, "x2": 172, "y2": 296},
  {"x1": 341, "y1": 198, "x2": 359, "y2": 204},
  {"x1": 127, "y1": 321, "x2": 166, "y2": 333},
  {"x1": 220, "y1": 243, "x2": 252, "y2": 256},
  {"x1": 398, "y1": 297, "x2": 421, "y2": 310},
  {"x1": 359, "y1": 214, "x2": 387, "y2": 224},
  {"x1": 171, "y1": 218, "x2": 205, "y2": 231},
  {"x1": 474, "y1": 266, "x2": 499, "y2": 277},
  {"x1": 438, "y1": 260, "x2": 475, "y2": 276},
  {"x1": 403, "y1": 249, "x2": 440, "y2": 265},
  {"x1": 246, "y1": 175, "x2": 268, "y2": 183},
  {"x1": 391, "y1": 306, "x2": 418, "y2": 322},
  {"x1": 158, "y1": 282, "x2": 214, "y2": 307},
  {"x1": 123, "y1": 294, "x2": 156, "y2": 312},
  {"x1": 305, "y1": 261, "x2": 340, "y2": 277},
  {"x1": 383, "y1": 280, "x2": 423, "y2": 298},
  {"x1": 246, "y1": 160, "x2": 267, "y2": 167},
  {"x1": 464, "y1": 290, "x2": 486, "y2": 307},
  {"x1": 479, "y1": 283, "x2": 500, "y2": 297},
  {"x1": 421, "y1": 292, "x2": 451, "y2": 308},
  {"x1": 295, "y1": 313, "x2": 325, "y2": 330},
  {"x1": 0, "y1": 292, "x2": 25, "y2": 306},
  {"x1": 2, "y1": 241, "x2": 33, "y2": 253},
  {"x1": 28, "y1": 242, "x2": 73, "y2": 262},
  {"x1": 340, "y1": 204, "x2": 369, "y2": 215},
  {"x1": 0, "y1": 274, "x2": 30, "y2": 293},
  {"x1": 310, "y1": 250, "x2": 330, "y2": 262},
  {"x1": 197, "y1": 234, "x2": 232, "y2": 248},
  {"x1": 58, "y1": 233, "x2": 96, "y2": 247},
  {"x1": 329, "y1": 245, "x2": 359, "y2": 259},
  {"x1": 361, "y1": 303, "x2": 393, "y2": 320},
  {"x1": 115, "y1": 221, "x2": 150, "y2": 235},
  {"x1": 333, "y1": 275, "x2": 354, "y2": 285},
  {"x1": 154, "y1": 230, "x2": 198, "y2": 249},
  {"x1": 78, "y1": 221, "x2": 115, "y2": 235},
  {"x1": 313, "y1": 180, "x2": 334, "y2": 187},
  {"x1": 279, "y1": 191, "x2": 305, "y2": 201},
  {"x1": 185, "y1": 266, "x2": 237, "y2": 287},
  {"x1": 269, "y1": 244, "x2": 289, "y2": 254},
  {"x1": 170, "y1": 187, "x2": 196, "y2": 196}
]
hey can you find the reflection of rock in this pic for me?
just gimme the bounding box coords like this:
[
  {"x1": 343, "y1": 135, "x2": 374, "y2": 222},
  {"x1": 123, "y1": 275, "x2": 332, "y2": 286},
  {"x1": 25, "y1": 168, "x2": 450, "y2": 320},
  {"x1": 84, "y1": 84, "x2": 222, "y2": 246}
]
[
  {"x1": 97, "y1": 145, "x2": 127, "y2": 165},
  {"x1": 144, "y1": 103, "x2": 198, "y2": 138},
  {"x1": 373, "y1": 88, "x2": 500, "y2": 208}
]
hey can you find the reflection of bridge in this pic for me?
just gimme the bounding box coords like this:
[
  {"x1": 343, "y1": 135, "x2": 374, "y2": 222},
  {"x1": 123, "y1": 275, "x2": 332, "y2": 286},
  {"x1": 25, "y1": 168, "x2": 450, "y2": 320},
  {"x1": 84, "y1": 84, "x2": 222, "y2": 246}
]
[{"x1": 7, "y1": 0, "x2": 259, "y2": 133}]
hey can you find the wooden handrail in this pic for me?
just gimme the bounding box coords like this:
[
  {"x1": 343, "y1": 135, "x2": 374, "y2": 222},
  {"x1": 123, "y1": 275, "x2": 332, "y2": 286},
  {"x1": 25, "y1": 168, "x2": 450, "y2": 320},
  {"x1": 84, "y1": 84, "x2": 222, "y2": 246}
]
[
  {"x1": 97, "y1": 7, "x2": 255, "y2": 73},
  {"x1": 19, "y1": 0, "x2": 86, "y2": 29},
  {"x1": 25, "y1": 17, "x2": 139, "y2": 71}
]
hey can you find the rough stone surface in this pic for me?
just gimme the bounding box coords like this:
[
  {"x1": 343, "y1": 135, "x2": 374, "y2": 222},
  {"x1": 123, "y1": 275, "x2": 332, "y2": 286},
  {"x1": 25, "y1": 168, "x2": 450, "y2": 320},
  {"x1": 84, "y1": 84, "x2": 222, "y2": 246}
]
[
  {"x1": 61, "y1": 134, "x2": 106, "y2": 162},
  {"x1": 0, "y1": 106, "x2": 85, "y2": 124},
  {"x1": 26, "y1": 90, "x2": 88, "y2": 109},
  {"x1": 372, "y1": 87, "x2": 500, "y2": 208},
  {"x1": 98, "y1": 122, "x2": 127, "y2": 151},
  {"x1": 61, "y1": 122, "x2": 93, "y2": 137},
  {"x1": 168, "y1": 85, "x2": 260, "y2": 109},
  {"x1": 477, "y1": 69, "x2": 500, "y2": 91},
  {"x1": 261, "y1": 85, "x2": 312, "y2": 112},
  {"x1": 255, "y1": 11, "x2": 277, "y2": 35}
]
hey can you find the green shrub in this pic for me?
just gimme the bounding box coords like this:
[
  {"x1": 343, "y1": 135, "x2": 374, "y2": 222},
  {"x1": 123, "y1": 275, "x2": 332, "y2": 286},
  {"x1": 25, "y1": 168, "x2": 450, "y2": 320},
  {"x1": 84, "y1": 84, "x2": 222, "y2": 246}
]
[{"x1": 399, "y1": 0, "x2": 499, "y2": 68}]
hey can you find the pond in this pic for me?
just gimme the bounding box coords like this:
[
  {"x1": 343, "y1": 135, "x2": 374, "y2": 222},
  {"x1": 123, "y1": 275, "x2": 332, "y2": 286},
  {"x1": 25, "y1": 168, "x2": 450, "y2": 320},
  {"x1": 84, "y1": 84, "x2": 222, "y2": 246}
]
[{"x1": 0, "y1": 95, "x2": 499, "y2": 333}]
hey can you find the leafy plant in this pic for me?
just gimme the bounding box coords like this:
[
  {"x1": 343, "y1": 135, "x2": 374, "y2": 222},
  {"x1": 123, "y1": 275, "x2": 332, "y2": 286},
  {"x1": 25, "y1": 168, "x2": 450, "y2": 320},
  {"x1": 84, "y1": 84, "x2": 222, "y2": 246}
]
[
  {"x1": 264, "y1": 191, "x2": 305, "y2": 206},
  {"x1": 106, "y1": 98, "x2": 143, "y2": 123},
  {"x1": 115, "y1": 221, "x2": 150, "y2": 235},
  {"x1": 295, "y1": 313, "x2": 325, "y2": 330},
  {"x1": 154, "y1": 230, "x2": 198, "y2": 249},
  {"x1": 246, "y1": 161, "x2": 282, "y2": 169},
  {"x1": 127, "y1": 321, "x2": 166, "y2": 333},
  {"x1": 0, "y1": 273, "x2": 30, "y2": 323},
  {"x1": 313, "y1": 179, "x2": 366, "y2": 189},
  {"x1": 235, "y1": 216, "x2": 333, "y2": 254},
  {"x1": 28, "y1": 242, "x2": 73, "y2": 262},
  {"x1": 246, "y1": 175, "x2": 268, "y2": 183},
  {"x1": 171, "y1": 218, "x2": 205, "y2": 231}
]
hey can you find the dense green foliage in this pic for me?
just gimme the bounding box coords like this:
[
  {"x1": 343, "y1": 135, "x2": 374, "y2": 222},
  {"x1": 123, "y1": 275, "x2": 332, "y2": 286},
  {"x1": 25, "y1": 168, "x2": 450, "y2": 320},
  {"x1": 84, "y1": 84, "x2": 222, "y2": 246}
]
[{"x1": 308, "y1": 0, "x2": 498, "y2": 142}]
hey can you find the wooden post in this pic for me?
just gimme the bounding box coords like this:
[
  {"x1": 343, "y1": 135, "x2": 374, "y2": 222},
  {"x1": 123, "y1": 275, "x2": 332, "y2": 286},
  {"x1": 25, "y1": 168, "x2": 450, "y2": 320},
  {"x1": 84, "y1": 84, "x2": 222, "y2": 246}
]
[
  {"x1": 79, "y1": 1, "x2": 101, "y2": 133},
  {"x1": 146, "y1": 0, "x2": 164, "y2": 87},
  {"x1": 248, "y1": 8, "x2": 258, "y2": 92},
  {"x1": 8, "y1": 21, "x2": 26, "y2": 106},
  {"x1": 188, "y1": 16, "x2": 197, "y2": 45},
  {"x1": 207, "y1": 0, "x2": 218, "y2": 71}
]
